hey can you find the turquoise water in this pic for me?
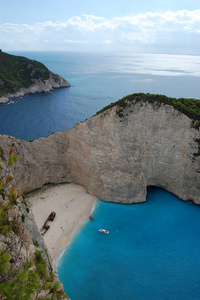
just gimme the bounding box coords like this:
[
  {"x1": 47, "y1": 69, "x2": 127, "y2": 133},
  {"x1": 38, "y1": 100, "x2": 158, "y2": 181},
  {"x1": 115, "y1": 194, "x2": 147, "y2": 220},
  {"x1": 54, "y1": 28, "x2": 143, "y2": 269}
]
[
  {"x1": 57, "y1": 187, "x2": 200, "y2": 300},
  {"x1": 1, "y1": 52, "x2": 200, "y2": 298}
]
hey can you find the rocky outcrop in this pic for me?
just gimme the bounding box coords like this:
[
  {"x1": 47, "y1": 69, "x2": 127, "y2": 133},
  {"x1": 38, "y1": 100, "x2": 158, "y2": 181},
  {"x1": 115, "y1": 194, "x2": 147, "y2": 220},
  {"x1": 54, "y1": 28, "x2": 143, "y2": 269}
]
[
  {"x1": 0, "y1": 191, "x2": 68, "y2": 298},
  {"x1": 0, "y1": 51, "x2": 70, "y2": 104},
  {"x1": 1, "y1": 95, "x2": 200, "y2": 205},
  {"x1": 0, "y1": 72, "x2": 70, "y2": 104}
]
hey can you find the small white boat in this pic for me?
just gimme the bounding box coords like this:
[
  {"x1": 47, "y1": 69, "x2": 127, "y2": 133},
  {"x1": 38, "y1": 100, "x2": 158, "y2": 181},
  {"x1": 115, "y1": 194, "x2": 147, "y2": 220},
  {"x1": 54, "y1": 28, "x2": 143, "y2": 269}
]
[{"x1": 99, "y1": 229, "x2": 109, "y2": 234}]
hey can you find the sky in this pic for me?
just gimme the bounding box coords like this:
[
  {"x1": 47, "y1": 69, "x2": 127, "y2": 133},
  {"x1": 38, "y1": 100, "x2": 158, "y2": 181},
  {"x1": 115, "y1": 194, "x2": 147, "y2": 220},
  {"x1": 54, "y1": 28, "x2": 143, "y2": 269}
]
[{"x1": 1, "y1": 0, "x2": 200, "y2": 54}]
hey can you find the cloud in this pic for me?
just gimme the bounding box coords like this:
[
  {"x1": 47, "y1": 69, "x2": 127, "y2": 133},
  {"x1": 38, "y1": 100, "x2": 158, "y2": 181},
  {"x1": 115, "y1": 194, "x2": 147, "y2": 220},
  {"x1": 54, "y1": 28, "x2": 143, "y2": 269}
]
[
  {"x1": 122, "y1": 31, "x2": 156, "y2": 44},
  {"x1": 102, "y1": 39, "x2": 113, "y2": 44},
  {"x1": 1, "y1": 9, "x2": 200, "y2": 34},
  {"x1": 1, "y1": 9, "x2": 200, "y2": 52},
  {"x1": 66, "y1": 15, "x2": 117, "y2": 31},
  {"x1": 1, "y1": 9, "x2": 200, "y2": 33},
  {"x1": 64, "y1": 38, "x2": 89, "y2": 44},
  {"x1": 82, "y1": 15, "x2": 107, "y2": 21},
  {"x1": 114, "y1": 9, "x2": 200, "y2": 31}
]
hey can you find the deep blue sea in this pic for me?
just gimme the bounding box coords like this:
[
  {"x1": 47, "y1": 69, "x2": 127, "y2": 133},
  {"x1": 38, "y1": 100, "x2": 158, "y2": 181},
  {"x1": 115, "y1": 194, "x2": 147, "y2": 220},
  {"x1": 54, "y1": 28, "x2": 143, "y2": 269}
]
[
  {"x1": 1, "y1": 51, "x2": 200, "y2": 140},
  {"x1": 1, "y1": 52, "x2": 200, "y2": 299}
]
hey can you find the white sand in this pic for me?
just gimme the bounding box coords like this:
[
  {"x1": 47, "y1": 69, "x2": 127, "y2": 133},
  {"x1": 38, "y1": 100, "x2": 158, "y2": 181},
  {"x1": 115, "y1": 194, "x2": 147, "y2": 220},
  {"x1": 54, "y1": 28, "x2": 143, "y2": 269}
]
[{"x1": 28, "y1": 183, "x2": 97, "y2": 265}]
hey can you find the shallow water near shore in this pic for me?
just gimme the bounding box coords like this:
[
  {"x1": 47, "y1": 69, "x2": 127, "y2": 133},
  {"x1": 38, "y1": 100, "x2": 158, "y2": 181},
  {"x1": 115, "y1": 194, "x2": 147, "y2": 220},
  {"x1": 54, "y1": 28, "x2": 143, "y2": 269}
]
[
  {"x1": 1, "y1": 51, "x2": 200, "y2": 299},
  {"x1": 57, "y1": 187, "x2": 200, "y2": 300}
]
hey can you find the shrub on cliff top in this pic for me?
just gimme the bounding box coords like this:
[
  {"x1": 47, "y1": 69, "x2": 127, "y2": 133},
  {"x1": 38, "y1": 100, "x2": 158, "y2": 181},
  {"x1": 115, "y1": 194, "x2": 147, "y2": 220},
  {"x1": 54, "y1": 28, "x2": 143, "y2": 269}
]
[
  {"x1": 0, "y1": 51, "x2": 50, "y2": 96},
  {"x1": 96, "y1": 93, "x2": 200, "y2": 124}
]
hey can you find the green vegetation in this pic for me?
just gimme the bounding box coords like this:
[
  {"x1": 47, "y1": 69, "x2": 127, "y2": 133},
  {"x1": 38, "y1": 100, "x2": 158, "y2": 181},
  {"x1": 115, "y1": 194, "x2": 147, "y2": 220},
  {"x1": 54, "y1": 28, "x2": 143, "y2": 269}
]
[
  {"x1": 96, "y1": 93, "x2": 200, "y2": 128},
  {"x1": 0, "y1": 50, "x2": 50, "y2": 97},
  {"x1": 0, "y1": 249, "x2": 67, "y2": 299},
  {"x1": 0, "y1": 148, "x2": 68, "y2": 299},
  {"x1": 0, "y1": 256, "x2": 39, "y2": 300}
]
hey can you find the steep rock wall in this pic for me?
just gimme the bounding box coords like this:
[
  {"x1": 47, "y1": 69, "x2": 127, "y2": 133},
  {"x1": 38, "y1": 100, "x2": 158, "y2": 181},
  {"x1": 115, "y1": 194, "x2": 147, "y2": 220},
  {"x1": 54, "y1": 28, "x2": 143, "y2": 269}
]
[
  {"x1": 0, "y1": 51, "x2": 71, "y2": 104},
  {"x1": 1, "y1": 99, "x2": 199, "y2": 204},
  {"x1": 0, "y1": 71, "x2": 70, "y2": 104},
  {"x1": 65, "y1": 101, "x2": 200, "y2": 204}
]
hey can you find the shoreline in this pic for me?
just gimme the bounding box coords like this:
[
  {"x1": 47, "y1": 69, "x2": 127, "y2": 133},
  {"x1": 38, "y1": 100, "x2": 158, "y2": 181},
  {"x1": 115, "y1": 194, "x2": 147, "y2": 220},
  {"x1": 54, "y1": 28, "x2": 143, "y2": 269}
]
[
  {"x1": 27, "y1": 183, "x2": 97, "y2": 266},
  {"x1": 55, "y1": 199, "x2": 98, "y2": 267},
  {"x1": 0, "y1": 83, "x2": 71, "y2": 104},
  {"x1": 56, "y1": 199, "x2": 97, "y2": 267}
]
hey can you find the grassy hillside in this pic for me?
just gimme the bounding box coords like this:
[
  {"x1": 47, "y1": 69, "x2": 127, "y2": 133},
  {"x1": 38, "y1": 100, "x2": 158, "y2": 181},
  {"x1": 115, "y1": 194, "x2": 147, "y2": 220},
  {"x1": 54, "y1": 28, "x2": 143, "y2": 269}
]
[
  {"x1": 0, "y1": 50, "x2": 50, "y2": 97},
  {"x1": 96, "y1": 93, "x2": 200, "y2": 124}
]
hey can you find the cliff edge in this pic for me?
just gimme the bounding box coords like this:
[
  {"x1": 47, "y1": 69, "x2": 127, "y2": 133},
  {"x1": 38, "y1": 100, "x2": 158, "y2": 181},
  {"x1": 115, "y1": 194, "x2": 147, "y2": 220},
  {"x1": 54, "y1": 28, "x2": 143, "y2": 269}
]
[
  {"x1": 0, "y1": 50, "x2": 70, "y2": 103},
  {"x1": 1, "y1": 93, "x2": 199, "y2": 205}
]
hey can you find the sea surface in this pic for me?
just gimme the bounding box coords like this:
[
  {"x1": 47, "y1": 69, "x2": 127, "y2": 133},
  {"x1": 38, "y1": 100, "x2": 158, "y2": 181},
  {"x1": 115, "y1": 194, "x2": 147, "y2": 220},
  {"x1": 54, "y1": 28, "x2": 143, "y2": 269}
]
[
  {"x1": 1, "y1": 52, "x2": 200, "y2": 299},
  {"x1": 1, "y1": 51, "x2": 200, "y2": 140},
  {"x1": 58, "y1": 187, "x2": 200, "y2": 300}
]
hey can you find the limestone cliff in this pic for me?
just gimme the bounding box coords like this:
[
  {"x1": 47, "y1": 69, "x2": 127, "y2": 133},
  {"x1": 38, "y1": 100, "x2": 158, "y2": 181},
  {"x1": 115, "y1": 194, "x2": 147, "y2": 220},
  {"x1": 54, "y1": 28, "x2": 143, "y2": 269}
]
[
  {"x1": 0, "y1": 50, "x2": 70, "y2": 104},
  {"x1": 0, "y1": 152, "x2": 68, "y2": 299},
  {"x1": 1, "y1": 93, "x2": 199, "y2": 205}
]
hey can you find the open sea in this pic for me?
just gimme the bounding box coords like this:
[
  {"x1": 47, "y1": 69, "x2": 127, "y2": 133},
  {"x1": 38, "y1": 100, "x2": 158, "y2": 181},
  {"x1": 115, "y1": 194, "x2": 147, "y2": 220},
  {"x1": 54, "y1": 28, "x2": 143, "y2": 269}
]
[
  {"x1": 1, "y1": 51, "x2": 200, "y2": 299},
  {"x1": 1, "y1": 51, "x2": 200, "y2": 140}
]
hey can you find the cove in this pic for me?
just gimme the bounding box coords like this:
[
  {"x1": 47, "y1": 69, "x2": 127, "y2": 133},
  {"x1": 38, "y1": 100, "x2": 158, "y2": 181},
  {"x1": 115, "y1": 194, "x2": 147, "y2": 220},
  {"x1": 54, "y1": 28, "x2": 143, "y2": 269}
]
[{"x1": 57, "y1": 187, "x2": 200, "y2": 300}]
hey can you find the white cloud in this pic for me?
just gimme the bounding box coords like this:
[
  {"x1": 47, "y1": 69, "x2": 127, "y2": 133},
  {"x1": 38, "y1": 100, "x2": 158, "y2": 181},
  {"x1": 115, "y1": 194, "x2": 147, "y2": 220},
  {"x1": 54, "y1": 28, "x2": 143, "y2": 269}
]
[
  {"x1": 64, "y1": 38, "x2": 89, "y2": 44},
  {"x1": 1, "y1": 9, "x2": 200, "y2": 34},
  {"x1": 66, "y1": 15, "x2": 117, "y2": 31},
  {"x1": 82, "y1": 15, "x2": 107, "y2": 21},
  {"x1": 113, "y1": 9, "x2": 200, "y2": 29},
  {"x1": 102, "y1": 39, "x2": 113, "y2": 44},
  {"x1": 1, "y1": 9, "x2": 200, "y2": 52},
  {"x1": 122, "y1": 30, "x2": 156, "y2": 44}
]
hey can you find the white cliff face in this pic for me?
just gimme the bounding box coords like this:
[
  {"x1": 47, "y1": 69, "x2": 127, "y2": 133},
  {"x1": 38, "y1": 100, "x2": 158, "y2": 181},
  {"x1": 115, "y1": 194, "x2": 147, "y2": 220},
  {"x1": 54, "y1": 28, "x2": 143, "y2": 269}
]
[
  {"x1": 0, "y1": 71, "x2": 70, "y2": 104},
  {"x1": 65, "y1": 101, "x2": 200, "y2": 204},
  {"x1": 1, "y1": 100, "x2": 199, "y2": 204}
]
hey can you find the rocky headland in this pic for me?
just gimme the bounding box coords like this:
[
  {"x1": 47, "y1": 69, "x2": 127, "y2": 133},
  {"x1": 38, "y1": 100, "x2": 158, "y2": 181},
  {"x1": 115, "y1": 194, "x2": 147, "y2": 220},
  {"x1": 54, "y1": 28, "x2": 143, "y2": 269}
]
[
  {"x1": 1, "y1": 93, "x2": 200, "y2": 298},
  {"x1": 1, "y1": 93, "x2": 200, "y2": 205},
  {"x1": 0, "y1": 50, "x2": 70, "y2": 104}
]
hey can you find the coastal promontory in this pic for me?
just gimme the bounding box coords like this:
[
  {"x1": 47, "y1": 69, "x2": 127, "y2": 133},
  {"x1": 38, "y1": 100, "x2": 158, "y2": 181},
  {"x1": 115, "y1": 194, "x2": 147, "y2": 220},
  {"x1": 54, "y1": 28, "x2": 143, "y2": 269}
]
[
  {"x1": 0, "y1": 50, "x2": 70, "y2": 103},
  {"x1": 1, "y1": 93, "x2": 200, "y2": 205},
  {"x1": 1, "y1": 93, "x2": 200, "y2": 298}
]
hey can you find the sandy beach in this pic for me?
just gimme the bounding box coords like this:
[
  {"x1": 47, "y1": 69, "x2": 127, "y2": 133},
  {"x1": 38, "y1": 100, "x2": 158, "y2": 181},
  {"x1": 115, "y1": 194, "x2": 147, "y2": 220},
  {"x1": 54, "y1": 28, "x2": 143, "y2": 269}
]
[{"x1": 28, "y1": 183, "x2": 97, "y2": 265}]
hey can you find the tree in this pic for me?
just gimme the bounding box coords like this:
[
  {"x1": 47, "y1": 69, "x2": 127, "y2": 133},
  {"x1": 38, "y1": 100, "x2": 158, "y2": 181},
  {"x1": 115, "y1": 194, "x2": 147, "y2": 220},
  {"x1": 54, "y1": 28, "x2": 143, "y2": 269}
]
[{"x1": 0, "y1": 148, "x2": 68, "y2": 299}]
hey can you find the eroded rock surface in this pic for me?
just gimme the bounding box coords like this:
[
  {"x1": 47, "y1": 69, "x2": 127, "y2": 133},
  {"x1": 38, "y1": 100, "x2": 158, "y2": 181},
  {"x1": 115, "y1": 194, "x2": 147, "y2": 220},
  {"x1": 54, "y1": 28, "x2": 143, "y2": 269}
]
[{"x1": 1, "y1": 98, "x2": 199, "y2": 204}]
